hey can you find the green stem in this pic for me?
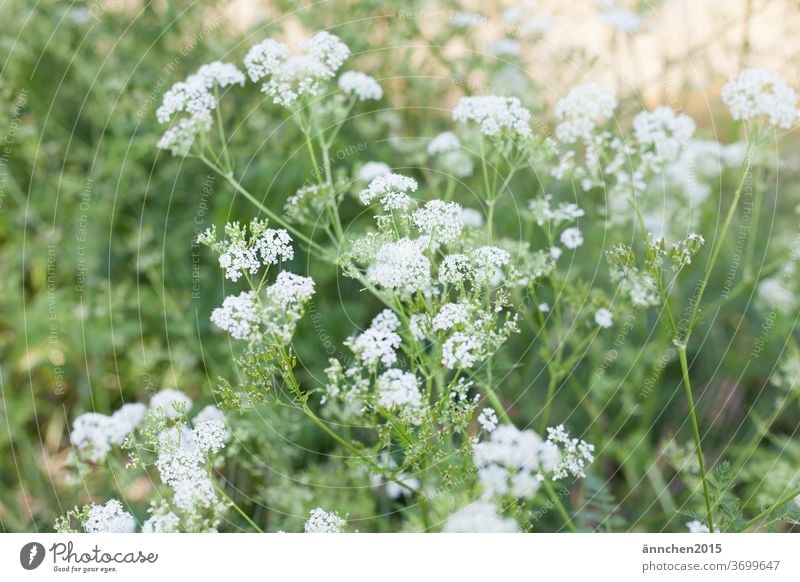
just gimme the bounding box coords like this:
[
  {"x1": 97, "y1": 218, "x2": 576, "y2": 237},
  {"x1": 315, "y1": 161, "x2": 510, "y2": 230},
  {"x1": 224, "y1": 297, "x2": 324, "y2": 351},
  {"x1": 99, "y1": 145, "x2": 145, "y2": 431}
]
[
  {"x1": 737, "y1": 485, "x2": 800, "y2": 531},
  {"x1": 678, "y1": 345, "x2": 715, "y2": 532},
  {"x1": 211, "y1": 479, "x2": 263, "y2": 532},
  {"x1": 541, "y1": 479, "x2": 578, "y2": 532},
  {"x1": 198, "y1": 154, "x2": 327, "y2": 257}
]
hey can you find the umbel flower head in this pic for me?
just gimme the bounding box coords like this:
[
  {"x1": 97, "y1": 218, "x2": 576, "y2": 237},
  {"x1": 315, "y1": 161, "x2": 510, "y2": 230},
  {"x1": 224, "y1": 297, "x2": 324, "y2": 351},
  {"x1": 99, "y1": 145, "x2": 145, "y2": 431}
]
[
  {"x1": 244, "y1": 31, "x2": 351, "y2": 108},
  {"x1": 554, "y1": 83, "x2": 617, "y2": 143},
  {"x1": 442, "y1": 501, "x2": 519, "y2": 533},
  {"x1": 453, "y1": 95, "x2": 533, "y2": 138},
  {"x1": 84, "y1": 499, "x2": 137, "y2": 533},
  {"x1": 338, "y1": 71, "x2": 383, "y2": 101},
  {"x1": 304, "y1": 507, "x2": 346, "y2": 533},
  {"x1": 211, "y1": 272, "x2": 315, "y2": 344},
  {"x1": 156, "y1": 61, "x2": 245, "y2": 156},
  {"x1": 722, "y1": 68, "x2": 799, "y2": 129},
  {"x1": 197, "y1": 219, "x2": 294, "y2": 282}
]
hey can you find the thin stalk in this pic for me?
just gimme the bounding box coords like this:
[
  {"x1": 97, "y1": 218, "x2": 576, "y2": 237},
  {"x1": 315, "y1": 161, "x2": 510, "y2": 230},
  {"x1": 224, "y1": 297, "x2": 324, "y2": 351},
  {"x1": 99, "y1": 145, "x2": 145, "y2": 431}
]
[
  {"x1": 211, "y1": 479, "x2": 263, "y2": 532},
  {"x1": 541, "y1": 479, "x2": 578, "y2": 532},
  {"x1": 737, "y1": 485, "x2": 800, "y2": 532},
  {"x1": 678, "y1": 345, "x2": 715, "y2": 531},
  {"x1": 198, "y1": 154, "x2": 327, "y2": 257}
]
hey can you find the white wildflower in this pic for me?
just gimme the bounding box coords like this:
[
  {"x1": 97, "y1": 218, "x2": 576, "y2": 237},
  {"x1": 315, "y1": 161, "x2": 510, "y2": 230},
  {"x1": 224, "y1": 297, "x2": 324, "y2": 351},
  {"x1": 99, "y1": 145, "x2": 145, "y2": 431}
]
[
  {"x1": 442, "y1": 332, "x2": 482, "y2": 369},
  {"x1": 560, "y1": 227, "x2": 584, "y2": 249},
  {"x1": 358, "y1": 161, "x2": 391, "y2": 182},
  {"x1": 412, "y1": 200, "x2": 464, "y2": 245},
  {"x1": 150, "y1": 388, "x2": 192, "y2": 419},
  {"x1": 686, "y1": 520, "x2": 711, "y2": 534},
  {"x1": 478, "y1": 408, "x2": 498, "y2": 432},
  {"x1": 304, "y1": 507, "x2": 346, "y2": 533},
  {"x1": 432, "y1": 302, "x2": 471, "y2": 332},
  {"x1": 443, "y1": 501, "x2": 519, "y2": 533},
  {"x1": 338, "y1": 71, "x2": 382, "y2": 101},
  {"x1": 594, "y1": 307, "x2": 613, "y2": 328},
  {"x1": 376, "y1": 369, "x2": 423, "y2": 421},
  {"x1": 546, "y1": 424, "x2": 595, "y2": 479},
  {"x1": 460, "y1": 207, "x2": 484, "y2": 229},
  {"x1": 426, "y1": 131, "x2": 461, "y2": 156},
  {"x1": 722, "y1": 68, "x2": 798, "y2": 129},
  {"x1": 453, "y1": 95, "x2": 532, "y2": 138},
  {"x1": 84, "y1": 499, "x2": 136, "y2": 533},
  {"x1": 367, "y1": 238, "x2": 431, "y2": 295},
  {"x1": 554, "y1": 83, "x2": 616, "y2": 143},
  {"x1": 191, "y1": 419, "x2": 228, "y2": 454},
  {"x1": 346, "y1": 309, "x2": 402, "y2": 367},
  {"x1": 633, "y1": 107, "x2": 696, "y2": 163},
  {"x1": 358, "y1": 173, "x2": 418, "y2": 212}
]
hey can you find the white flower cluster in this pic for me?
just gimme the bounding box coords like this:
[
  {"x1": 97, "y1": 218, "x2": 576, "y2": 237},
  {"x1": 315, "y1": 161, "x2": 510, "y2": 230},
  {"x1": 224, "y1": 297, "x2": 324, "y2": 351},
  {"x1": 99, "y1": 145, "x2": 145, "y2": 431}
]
[
  {"x1": 345, "y1": 309, "x2": 402, "y2": 368},
  {"x1": 244, "y1": 32, "x2": 350, "y2": 107},
  {"x1": 554, "y1": 83, "x2": 617, "y2": 143},
  {"x1": 442, "y1": 501, "x2": 519, "y2": 533},
  {"x1": 358, "y1": 161, "x2": 391, "y2": 182},
  {"x1": 358, "y1": 173, "x2": 418, "y2": 212},
  {"x1": 338, "y1": 71, "x2": 383, "y2": 101},
  {"x1": 546, "y1": 424, "x2": 596, "y2": 480},
  {"x1": 472, "y1": 424, "x2": 560, "y2": 499},
  {"x1": 686, "y1": 519, "x2": 711, "y2": 534},
  {"x1": 412, "y1": 200, "x2": 464, "y2": 245},
  {"x1": 376, "y1": 368, "x2": 424, "y2": 424},
  {"x1": 210, "y1": 271, "x2": 315, "y2": 344},
  {"x1": 367, "y1": 238, "x2": 432, "y2": 296},
  {"x1": 84, "y1": 499, "x2": 137, "y2": 533},
  {"x1": 594, "y1": 307, "x2": 614, "y2": 328},
  {"x1": 438, "y1": 245, "x2": 511, "y2": 287},
  {"x1": 156, "y1": 61, "x2": 245, "y2": 156},
  {"x1": 70, "y1": 389, "x2": 204, "y2": 463},
  {"x1": 452, "y1": 95, "x2": 532, "y2": 138},
  {"x1": 426, "y1": 131, "x2": 461, "y2": 156},
  {"x1": 70, "y1": 403, "x2": 147, "y2": 462},
  {"x1": 560, "y1": 227, "x2": 584, "y2": 249},
  {"x1": 304, "y1": 507, "x2": 346, "y2": 533},
  {"x1": 198, "y1": 220, "x2": 294, "y2": 282},
  {"x1": 527, "y1": 194, "x2": 585, "y2": 226},
  {"x1": 477, "y1": 407, "x2": 499, "y2": 432},
  {"x1": 633, "y1": 106, "x2": 696, "y2": 163},
  {"x1": 150, "y1": 388, "x2": 192, "y2": 419},
  {"x1": 722, "y1": 68, "x2": 799, "y2": 129},
  {"x1": 149, "y1": 406, "x2": 231, "y2": 532}
]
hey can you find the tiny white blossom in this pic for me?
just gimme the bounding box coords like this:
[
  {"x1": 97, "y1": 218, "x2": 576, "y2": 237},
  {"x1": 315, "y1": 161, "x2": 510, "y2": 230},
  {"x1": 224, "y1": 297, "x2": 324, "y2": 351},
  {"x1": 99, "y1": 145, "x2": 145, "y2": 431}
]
[
  {"x1": 443, "y1": 501, "x2": 519, "y2": 533},
  {"x1": 554, "y1": 83, "x2": 616, "y2": 143},
  {"x1": 304, "y1": 507, "x2": 346, "y2": 533},
  {"x1": 412, "y1": 200, "x2": 464, "y2": 245},
  {"x1": 150, "y1": 388, "x2": 193, "y2": 419},
  {"x1": 453, "y1": 95, "x2": 532, "y2": 138},
  {"x1": 84, "y1": 499, "x2": 136, "y2": 533},
  {"x1": 460, "y1": 207, "x2": 484, "y2": 229},
  {"x1": 358, "y1": 161, "x2": 391, "y2": 182},
  {"x1": 426, "y1": 131, "x2": 461, "y2": 156},
  {"x1": 367, "y1": 238, "x2": 431, "y2": 295},
  {"x1": 722, "y1": 68, "x2": 799, "y2": 129},
  {"x1": 546, "y1": 424, "x2": 595, "y2": 479},
  {"x1": 686, "y1": 520, "x2": 711, "y2": 534},
  {"x1": 477, "y1": 408, "x2": 498, "y2": 432},
  {"x1": 594, "y1": 307, "x2": 613, "y2": 328},
  {"x1": 346, "y1": 309, "x2": 402, "y2": 367},
  {"x1": 560, "y1": 227, "x2": 584, "y2": 249},
  {"x1": 358, "y1": 173, "x2": 418, "y2": 212},
  {"x1": 338, "y1": 71, "x2": 383, "y2": 101}
]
